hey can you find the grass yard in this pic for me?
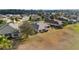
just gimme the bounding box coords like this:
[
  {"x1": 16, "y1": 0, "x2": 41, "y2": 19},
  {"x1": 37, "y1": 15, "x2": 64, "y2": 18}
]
[
  {"x1": 65, "y1": 23, "x2": 79, "y2": 33},
  {"x1": 72, "y1": 23, "x2": 79, "y2": 32}
]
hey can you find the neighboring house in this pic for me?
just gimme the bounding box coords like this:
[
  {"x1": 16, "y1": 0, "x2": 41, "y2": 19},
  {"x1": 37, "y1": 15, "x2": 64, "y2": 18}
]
[
  {"x1": 30, "y1": 14, "x2": 41, "y2": 21},
  {"x1": 50, "y1": 19, "x2": 63, "y2": 29},
  {"x1": 32, "y1": 21, "x2": 49, "y2": 33},
  {"x1": 69, "y1": 15, "x2": 77, "y2": 19},
  {"x1": 2, "y1": 18, "x2": 12, "y2": 23},
  {"x1": 58, "y1": 16, "x2": 71, "y2": 23},
  {"x1": 51, "y1": 12, "x2": 56, "y2": 15},
  {"x1": 58, "y1": 16, "x2": 69, "y2": 21},
  {"x1": 69, "y1": 18, "x2": 77, "y2": 24},
  {"x1": 0, "y1": 23, "x2": 21, "y2": 39},
  {"x1": 22, "y1": 15, "x2": 29, "y2": 21},
  {"x1": 77, "y1": 16, "x2": 79, "y2": 22},
  {"x1": 59, "y1": 16, "x2": 77, "y2": 24},
  {"x1": 0, "y1": 14, "x2": 12, "y2": 23},
  {"x1": 44, "y1": 14, "x2": 52, "y2": 22}
]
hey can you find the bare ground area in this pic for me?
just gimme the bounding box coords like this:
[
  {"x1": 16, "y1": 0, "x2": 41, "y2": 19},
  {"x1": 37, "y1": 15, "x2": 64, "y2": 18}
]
[{"x1": 17, "y1": 24, "x2": 79, "y2": 50}]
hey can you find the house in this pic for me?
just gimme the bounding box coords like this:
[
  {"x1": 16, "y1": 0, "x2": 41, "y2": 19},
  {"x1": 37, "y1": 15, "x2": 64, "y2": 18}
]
[
  {"x1": 77, "y1": 16, "x2": 79, "y2": 22},
  {"x1": 68, "y1": 18, "x2": 77, "y2": 24},
  {"x1": 69, "y1": 15, "x2": 77, "y2": 19},
  {"x1": 30, "y1": 14, "x2": 41, "y2": 21},
  {"x1": 51, "y1": 12, "x2": 56, "y2": 15},
  {"x1": 22, "y1": 15, "x2": 30, "y2": 21},
  {"x1": 44, "y1": 14, "x2": 52, "y2": 22},
  {"x1": 50, "y1": 19, "x2": 63, "y2": 29},
  {"x1": 0, "y1": 23, "x2": 21, "y2": 39},
  {"x1": 0, "y1": 14, "x2": 13, "y2": 23},
  {"x1": 32, "y1": 21, "x2": 49, "y2": 33},
  {"x1": 58, "y1": 16, "x2": 69, "y2": 21}
]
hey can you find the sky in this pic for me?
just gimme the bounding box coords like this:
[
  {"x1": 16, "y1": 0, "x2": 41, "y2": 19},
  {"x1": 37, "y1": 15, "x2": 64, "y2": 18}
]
[{"x1": 0, "y1": 0, "x2": 79, "y2": 9}]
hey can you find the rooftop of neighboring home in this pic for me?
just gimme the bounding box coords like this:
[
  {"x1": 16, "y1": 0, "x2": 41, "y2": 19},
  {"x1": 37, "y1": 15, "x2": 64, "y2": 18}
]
[
  {"x1": 30, "y1": 14, "x2": 41, "y2": 19},
  {"x1": 0, "y1": 14, "x2": 7, "y2": 18},
  {"x1": 0, "y1": 23, "x2": 19, "y2": 29},
  {"x1": 0, "y1": 23, "x2": 19, "y2": 34},
  {"x1": 22, "y1": 15, "x2": 30, "y2": 21},
  {"x1": 59, "y1": 16, "x2": 69, "y2": 19},
  {"x1": 53, "y1": 19, "x2": 63, "y2": 25},
  {"x1": 32, "y1": 21, "x2": 49, "y2": 31}
]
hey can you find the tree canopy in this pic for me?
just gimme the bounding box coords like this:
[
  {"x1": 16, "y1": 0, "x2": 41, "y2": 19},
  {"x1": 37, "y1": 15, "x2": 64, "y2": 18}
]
[{"x1": 0, "y1": 35, "x2": 12, "y2": 49}]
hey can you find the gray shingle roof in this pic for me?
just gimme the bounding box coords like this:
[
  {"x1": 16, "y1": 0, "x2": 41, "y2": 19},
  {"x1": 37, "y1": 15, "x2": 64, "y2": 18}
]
[{"x1": 0, "y1": 23, "x2": 19, "y2": 34}]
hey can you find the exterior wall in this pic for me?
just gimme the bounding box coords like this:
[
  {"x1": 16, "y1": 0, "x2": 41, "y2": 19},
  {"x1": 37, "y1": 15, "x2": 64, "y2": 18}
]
[{"x1": 11, "y1": 31, "x2": 21, "y2": 39}]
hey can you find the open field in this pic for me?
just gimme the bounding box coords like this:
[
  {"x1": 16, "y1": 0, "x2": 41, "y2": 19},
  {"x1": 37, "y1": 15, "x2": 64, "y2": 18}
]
[{"x1": 17, "y1": 23, "x2": 79, "y2": 50}]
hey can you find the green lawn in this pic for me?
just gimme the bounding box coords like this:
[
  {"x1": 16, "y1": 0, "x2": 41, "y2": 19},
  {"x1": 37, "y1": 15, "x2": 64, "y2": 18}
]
[
  {"x1": 65, "y1": 23, "x2": 79, "y2": 49},
  {"x1": 72, "y1": 23, "x2": 79, "y2": 32}
]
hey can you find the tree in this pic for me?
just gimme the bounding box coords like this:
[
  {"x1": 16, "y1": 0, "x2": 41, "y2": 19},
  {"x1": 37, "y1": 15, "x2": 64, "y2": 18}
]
[
  {"x1": 19, "y1": 21, "x2": 36, "y2": 40},
  {"x1": 37, "y1": 12, "x2": 45, "y2": 20},
  {"x1": 0, "y1": 35, "x2": 12, "y2": 49},
  {"x1": 0, "y1": 20, "x2": 6, "y2": 24},
  {"x1": 15, "y1": 17, "x2": 19, "y2": 21},
  {"x1": 10, "y1": 16, "x2": 20, "y2": 23},
  {"x1": 28, "y1": 16, "x2": 32, "y2": 21},
  {"x1": 10, "y1": 16, "x2": 15, "y2": 23},
  {"x1": 50, "y1": 15, "x2": 55, "y2": 19}
]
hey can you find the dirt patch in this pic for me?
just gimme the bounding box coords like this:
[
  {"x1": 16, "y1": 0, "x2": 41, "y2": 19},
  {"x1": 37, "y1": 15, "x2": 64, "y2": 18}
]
[{"x1": 17, "y1": 24, "x2": 79, "y2": 50}]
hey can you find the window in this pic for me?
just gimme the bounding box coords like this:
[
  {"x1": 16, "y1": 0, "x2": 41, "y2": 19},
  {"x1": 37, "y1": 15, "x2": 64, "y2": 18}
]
[{"x1": 5, "y1": 33, "x2": 12, "y2": 38}]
